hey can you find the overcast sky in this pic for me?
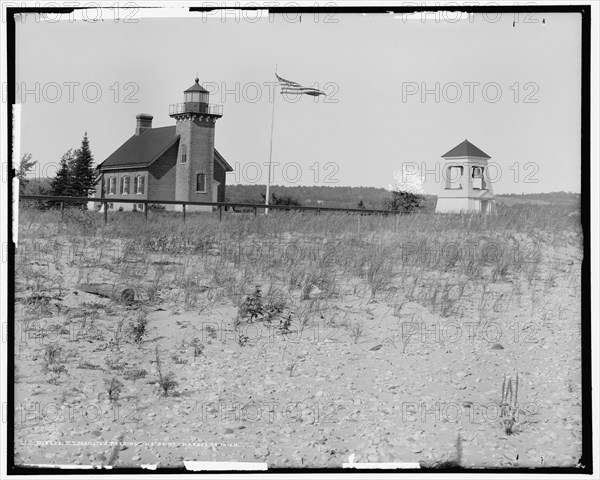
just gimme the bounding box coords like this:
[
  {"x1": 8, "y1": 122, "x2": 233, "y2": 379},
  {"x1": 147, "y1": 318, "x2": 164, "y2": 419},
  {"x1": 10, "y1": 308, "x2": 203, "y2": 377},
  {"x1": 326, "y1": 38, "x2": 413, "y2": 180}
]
[{"x1": 15, "y1": 9, "x2": 582, "y2": 194}]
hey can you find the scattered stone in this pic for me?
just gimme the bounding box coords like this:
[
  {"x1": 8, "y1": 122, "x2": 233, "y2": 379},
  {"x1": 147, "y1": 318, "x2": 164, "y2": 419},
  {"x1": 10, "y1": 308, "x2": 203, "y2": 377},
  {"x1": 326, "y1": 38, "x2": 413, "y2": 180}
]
[
  {"x1": 121, "y1": 288, "x2": 135, "y2": 304},
  {"x1": 491, "y1": 343, "x2": 504, "y2": 350},
  {"x1": 255, "y1": 447, "x2": 269, "y2": 458}
]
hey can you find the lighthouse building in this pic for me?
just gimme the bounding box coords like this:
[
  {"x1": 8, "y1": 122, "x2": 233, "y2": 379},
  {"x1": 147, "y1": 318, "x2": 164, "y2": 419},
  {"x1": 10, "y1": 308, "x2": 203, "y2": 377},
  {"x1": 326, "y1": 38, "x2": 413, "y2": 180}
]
[{"x1": 94, "y1": 78, "x2": 233, "y2": 212}]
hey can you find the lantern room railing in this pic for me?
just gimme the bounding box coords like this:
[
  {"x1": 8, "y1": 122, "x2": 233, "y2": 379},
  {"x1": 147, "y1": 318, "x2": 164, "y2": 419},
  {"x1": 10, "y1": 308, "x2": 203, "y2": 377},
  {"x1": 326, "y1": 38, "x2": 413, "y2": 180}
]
[{"x1": 169, "y1": 103, "x2": 223, "y2": 116}]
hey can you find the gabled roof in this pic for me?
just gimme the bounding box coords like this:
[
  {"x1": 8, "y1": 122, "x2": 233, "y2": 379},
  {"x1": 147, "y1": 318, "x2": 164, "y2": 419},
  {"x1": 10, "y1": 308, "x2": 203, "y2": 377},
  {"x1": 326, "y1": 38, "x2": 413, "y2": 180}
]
[
  {"x1": 98, "y1": 125, "x2": 233, "y2": 172},
  {"x1": 442, "y1": 140, "x2": 491, "y2": 159},
  {"x1": 214, "y1": 149, "x2": 234, "y2": 172},
  {"x1": 98, "y1": 126, "x2": 179, "y2": 169}
]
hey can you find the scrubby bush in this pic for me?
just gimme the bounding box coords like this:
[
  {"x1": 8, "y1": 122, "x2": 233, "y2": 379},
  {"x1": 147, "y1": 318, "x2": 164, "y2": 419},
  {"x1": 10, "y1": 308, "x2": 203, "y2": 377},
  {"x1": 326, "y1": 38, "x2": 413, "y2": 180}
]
[{"x1": 385, "y1": 170, "x2": 425, "y2": 214}]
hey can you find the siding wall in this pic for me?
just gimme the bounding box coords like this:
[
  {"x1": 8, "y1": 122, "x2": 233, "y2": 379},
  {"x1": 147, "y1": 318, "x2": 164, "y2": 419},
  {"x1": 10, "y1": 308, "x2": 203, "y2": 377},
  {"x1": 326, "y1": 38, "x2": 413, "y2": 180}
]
[
  {"x1": 175, "y1": 116, "x2": 216, "y2": 204},
  {"x1": 96, "y1": 130, "x2": 229, "y2": 210},
  {"x1": 214, "y1": 161, "x2": 227, "y2": 202},
  {"x1": 148, "y1": 141, "x2": 178, "y2": 202},
  {"x1": 98, "y1": 168, "x2": 149, "y2": 211}
]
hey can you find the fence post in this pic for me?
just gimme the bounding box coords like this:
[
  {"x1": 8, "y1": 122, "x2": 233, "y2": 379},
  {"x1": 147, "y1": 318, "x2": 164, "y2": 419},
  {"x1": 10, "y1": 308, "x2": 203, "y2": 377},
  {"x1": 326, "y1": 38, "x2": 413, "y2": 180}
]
[
  {"x1": 60, "y1": 201, "x2": 64, "y2": 217},
  {"x1": 254, "y1": 207, "x2": 257, "y2": 217},
  {"x1": 103, "y1": 202, "x2": 107, "y2": 225},
  {"x1": 144, "y1": 203, "x2": 148, "y2": 222},
  {"x1": 182, "y1": 204, "x2": 186, "y2": 223},
  {"x1": 219, "y1": 205, "x2": 222, "y2": 222}
]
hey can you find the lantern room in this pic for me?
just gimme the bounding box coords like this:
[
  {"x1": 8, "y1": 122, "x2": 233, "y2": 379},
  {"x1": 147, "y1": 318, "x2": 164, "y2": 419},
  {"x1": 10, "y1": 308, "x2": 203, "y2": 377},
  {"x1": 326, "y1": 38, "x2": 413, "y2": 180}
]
[
  {"x1": 169, "y1": 77, "x2": 223, "y2": 117},
  {"x1": 184, "y1": 78, "x2": 210, "y2": 106}
]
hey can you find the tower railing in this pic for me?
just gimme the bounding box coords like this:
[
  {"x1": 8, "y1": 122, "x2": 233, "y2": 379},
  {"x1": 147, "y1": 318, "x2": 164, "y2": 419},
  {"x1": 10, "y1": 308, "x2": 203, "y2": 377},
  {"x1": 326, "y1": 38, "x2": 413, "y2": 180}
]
[{"x1": 169, "y1": 103, "x2": 223, "y2": 116}]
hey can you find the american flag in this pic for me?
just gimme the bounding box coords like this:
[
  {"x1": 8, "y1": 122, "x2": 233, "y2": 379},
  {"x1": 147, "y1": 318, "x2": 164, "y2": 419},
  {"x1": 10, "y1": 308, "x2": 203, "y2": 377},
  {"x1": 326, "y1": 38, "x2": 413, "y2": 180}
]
[{"x1": 276, "y1": 73, "x2": 326, "y2": 97}]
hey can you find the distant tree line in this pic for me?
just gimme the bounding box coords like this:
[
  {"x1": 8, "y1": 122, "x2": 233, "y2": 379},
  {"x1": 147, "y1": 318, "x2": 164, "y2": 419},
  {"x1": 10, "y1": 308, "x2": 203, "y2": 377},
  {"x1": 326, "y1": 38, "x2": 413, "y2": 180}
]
[
  {"x1": 225, "y1": 184, "x2": 434, "y2": 213},
  {"x1": 260, "y1": 192, "x2": 302, "y2": 207}
]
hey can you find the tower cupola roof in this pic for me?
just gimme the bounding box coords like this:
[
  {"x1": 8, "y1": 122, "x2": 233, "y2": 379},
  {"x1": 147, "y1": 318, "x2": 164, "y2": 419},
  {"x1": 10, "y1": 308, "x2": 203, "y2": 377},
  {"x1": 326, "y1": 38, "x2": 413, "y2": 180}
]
[
  {"x1": 442, "y1": 139, "x2": 490, "y2": 159},
  {"x1": 185, "y1": 78, "x2": 209, "y2": 94}
]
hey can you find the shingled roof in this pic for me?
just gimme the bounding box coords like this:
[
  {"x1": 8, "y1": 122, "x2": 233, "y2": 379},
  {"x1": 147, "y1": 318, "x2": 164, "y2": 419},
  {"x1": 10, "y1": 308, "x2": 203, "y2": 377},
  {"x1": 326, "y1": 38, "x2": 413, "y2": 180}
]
[
  {"x1": 97, "y1": 125, "x2": 232, "y2": 171},
  {"x1": 442, "y1": 140, "x2": 490, "y2": 159},
  {"x1": 185, "y1": 78, "x2": 209, "y2": 94}
]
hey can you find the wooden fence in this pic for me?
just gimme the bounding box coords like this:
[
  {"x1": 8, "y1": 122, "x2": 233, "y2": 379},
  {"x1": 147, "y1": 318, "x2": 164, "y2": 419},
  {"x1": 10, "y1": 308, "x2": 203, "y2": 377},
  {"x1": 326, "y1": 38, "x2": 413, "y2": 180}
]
[{"x1": 19, "y1": 195, "x2": 398, "y2": 224}]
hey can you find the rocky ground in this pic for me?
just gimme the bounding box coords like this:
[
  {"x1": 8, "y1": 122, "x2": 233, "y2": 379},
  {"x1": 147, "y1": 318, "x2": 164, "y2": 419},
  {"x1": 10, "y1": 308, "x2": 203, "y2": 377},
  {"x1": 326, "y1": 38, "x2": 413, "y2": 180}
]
[{"x1": 12, "y1": 214, "x2": 584, "y2": 470}]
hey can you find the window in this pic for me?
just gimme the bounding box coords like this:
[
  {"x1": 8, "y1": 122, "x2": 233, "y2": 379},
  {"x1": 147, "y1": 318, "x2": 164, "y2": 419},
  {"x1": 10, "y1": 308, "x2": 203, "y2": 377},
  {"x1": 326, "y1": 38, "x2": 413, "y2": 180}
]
[
  {"x1": 184, "y1": 91, "x2": 209, "y2": 104},
  {"x1": 108, "y1": 177, "x2": 116, "y2": 195},
  {"x1": 445, "y1": 166, "x2": 463, "y2": 190},
  {"x1": 196, "y1": 173, "x2": 207, "y2": 193},
  {"x1": 472, "y1": 167, "x2": 485, "y2": 190},
  {"x1": 134, "y1": 175, "x2": 145, "y2": 194},
  {"x1": 108, "y1": 203, "x2": 114, "y2": 209},
  {"x1": 133, "y1": 203, "x2": 144, "y2": 212},
  {"x1": 120, "y1": 176, "x2": 130, "y2": 194},
  {"x1": 180, "y1": 144, "x2": 187, "y2": 164}
]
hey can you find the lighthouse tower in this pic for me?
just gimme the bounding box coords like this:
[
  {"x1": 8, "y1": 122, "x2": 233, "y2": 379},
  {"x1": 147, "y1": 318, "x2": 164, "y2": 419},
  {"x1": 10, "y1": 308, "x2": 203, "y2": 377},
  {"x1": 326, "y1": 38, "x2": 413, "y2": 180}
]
[
  {"x1": 169, "y1": 78, "x2": 223, "y2": 212},
  {"x1": 435, "y1": 139, "x2": 496, "y2": 214}
]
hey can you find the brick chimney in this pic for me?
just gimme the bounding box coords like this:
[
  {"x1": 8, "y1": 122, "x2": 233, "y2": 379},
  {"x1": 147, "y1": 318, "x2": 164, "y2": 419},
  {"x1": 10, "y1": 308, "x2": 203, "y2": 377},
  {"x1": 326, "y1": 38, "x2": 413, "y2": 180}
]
[{"x1": 135, "y1": 113, "x2": 153, "y2": 135}]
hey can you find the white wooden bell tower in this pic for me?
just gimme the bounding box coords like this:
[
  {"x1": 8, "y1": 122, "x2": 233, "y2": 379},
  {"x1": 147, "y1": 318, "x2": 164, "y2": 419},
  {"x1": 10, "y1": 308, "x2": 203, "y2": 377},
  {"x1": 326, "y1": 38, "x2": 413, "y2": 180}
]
[{"x1": 435, "y1": 139, "x2": 496, "y2": 214}]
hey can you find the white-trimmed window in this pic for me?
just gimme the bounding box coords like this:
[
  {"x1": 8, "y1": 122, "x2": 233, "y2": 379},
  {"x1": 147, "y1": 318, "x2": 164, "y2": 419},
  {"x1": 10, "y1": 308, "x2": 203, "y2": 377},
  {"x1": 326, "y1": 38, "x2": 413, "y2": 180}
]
[
  {"x1": 180, "y1": 144, "x2": 187, "y2": 164},
  {"x1": 196, "y1": 173, "x2": 206, "y2": 193},
  {"x1": 107, "y1": 177, "x2": 116, "y2": 195},
  {"x1": 134, "y1": 175, "x2": 145, "y2": 194},
  {"x1": 120, "y1": 176, "x2": 131, "y2": 194}
]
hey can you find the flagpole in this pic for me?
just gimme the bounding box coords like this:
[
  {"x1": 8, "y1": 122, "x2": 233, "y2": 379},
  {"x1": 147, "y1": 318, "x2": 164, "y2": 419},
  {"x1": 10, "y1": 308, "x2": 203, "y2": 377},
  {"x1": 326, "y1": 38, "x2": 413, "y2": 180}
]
[{"x1": 265, "y1": 65, "x2": 278, "y2": 215}]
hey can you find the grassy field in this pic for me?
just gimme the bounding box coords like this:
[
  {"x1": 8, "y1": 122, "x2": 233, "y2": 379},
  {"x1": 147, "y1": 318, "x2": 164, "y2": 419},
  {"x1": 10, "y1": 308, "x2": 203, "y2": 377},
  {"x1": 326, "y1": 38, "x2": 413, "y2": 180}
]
[{"x1": 13, "y1": 203, "x2": 583, "y2": 468}]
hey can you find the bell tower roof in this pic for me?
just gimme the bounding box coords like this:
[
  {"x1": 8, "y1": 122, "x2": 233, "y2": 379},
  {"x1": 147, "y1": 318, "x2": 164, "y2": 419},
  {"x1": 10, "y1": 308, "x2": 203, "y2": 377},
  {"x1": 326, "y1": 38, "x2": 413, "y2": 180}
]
[
  {"x1": 185, "y1": 77, "x2": 209, "y2": 94},
  {"x1": 442, "y1": 139, "x2": 490, "y2": 159}
]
